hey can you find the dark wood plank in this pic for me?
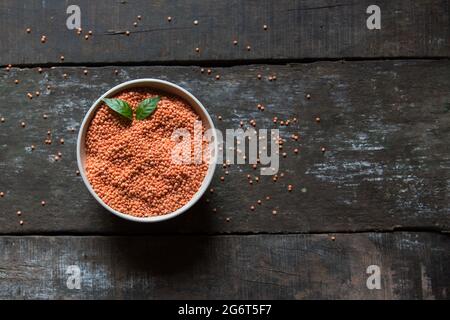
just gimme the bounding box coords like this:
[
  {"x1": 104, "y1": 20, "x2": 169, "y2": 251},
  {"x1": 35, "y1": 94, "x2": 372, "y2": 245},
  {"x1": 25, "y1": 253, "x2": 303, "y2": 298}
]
[
  {"x1": 0, "y1": 232, "x2": 448, "y2": 299},
  {"x1": 0, "y1": 60, "x2": 449, "y2": 234},
  {"x1": 0, "y1": 0, "x2": 449, "y2": 65}
]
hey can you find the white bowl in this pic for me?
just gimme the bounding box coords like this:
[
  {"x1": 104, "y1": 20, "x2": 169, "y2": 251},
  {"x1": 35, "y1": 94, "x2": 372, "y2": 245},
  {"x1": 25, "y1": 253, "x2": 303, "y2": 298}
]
[{"x1": 77, "y1": 79, "x2": 218, "y2": 223}]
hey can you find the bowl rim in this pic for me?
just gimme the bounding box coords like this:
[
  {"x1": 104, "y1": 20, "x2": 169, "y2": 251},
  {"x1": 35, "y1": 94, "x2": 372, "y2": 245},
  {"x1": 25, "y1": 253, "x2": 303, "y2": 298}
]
[{"x1": 76, "y1": 78, "x2": 218, "y2": 223}]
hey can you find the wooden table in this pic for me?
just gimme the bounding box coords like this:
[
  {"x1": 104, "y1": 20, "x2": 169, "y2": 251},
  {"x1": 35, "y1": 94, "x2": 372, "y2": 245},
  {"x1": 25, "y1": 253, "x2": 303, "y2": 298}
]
[{"x1": 0, "y1": 0, "x2": 449, "y2": 299}]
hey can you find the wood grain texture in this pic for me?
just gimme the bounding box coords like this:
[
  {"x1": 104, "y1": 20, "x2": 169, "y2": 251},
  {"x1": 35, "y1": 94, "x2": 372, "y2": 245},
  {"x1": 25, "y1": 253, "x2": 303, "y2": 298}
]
[
  {"x1": 0, "y1": 0, "x2": 449, "y2": 65},
  {"x1": 0, "y1": 232, "x2": 448, "y2": 299},
  {"x1": 0, "y1": 60, "x2": 449, "y2": 234}
]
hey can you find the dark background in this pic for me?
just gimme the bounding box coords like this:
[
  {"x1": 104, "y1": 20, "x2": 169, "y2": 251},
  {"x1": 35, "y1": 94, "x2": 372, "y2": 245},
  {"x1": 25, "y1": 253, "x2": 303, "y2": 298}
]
[{"x1": 0, "y1": 0, "x2": 449, "y2": 299}]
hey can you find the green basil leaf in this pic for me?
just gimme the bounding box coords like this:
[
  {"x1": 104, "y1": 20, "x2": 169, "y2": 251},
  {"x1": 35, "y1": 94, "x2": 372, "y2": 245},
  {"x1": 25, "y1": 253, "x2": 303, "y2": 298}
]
[
  {"x1": 102, "y1": 98, "x2": 133, "y2": 120},
  {"x1": 136, "y1": 97, "x2": 160, "y2": 120}
]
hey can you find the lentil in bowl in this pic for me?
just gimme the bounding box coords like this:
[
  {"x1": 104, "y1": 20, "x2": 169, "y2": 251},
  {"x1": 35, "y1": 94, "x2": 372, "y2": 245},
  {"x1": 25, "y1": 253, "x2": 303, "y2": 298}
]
[{"x1": 77, "y1": 79, "x2": 217, "y2": 222}]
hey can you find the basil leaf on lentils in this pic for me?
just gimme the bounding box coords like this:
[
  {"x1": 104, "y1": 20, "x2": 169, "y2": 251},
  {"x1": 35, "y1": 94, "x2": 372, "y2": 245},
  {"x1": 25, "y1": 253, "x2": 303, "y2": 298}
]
[
  {"x1": 136, "y1": 97, "x2": 160, "y2": 120},
  {"x1": 102, "y1": 98, "x2": 133, "y2": 120}
]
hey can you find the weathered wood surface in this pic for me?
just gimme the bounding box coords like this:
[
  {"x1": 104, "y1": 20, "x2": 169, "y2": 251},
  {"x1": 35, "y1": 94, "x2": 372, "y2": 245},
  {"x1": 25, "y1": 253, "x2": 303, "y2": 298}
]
[
  {"x1": 0, "y1": 232, "x2": 448, "y2": 299},
  {"x1": 0, "y1": 0, "x2": 449, "y2": 66},
  {"x1": 0, "y1": 60, "x2": 449, "y2": 234}
]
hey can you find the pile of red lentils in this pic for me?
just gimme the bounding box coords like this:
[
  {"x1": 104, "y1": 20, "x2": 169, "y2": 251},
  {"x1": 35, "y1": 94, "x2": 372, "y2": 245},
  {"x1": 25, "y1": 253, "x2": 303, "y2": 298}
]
[{"x1": 85, "y1": 89, "x2": 210, "y2": 217}]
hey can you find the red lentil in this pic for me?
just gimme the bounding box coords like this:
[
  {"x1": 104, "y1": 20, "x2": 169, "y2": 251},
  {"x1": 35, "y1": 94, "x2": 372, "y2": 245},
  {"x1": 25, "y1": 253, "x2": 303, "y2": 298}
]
[{"x1": 85, "y1": 89, "x2": 210, "y2": 217}]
